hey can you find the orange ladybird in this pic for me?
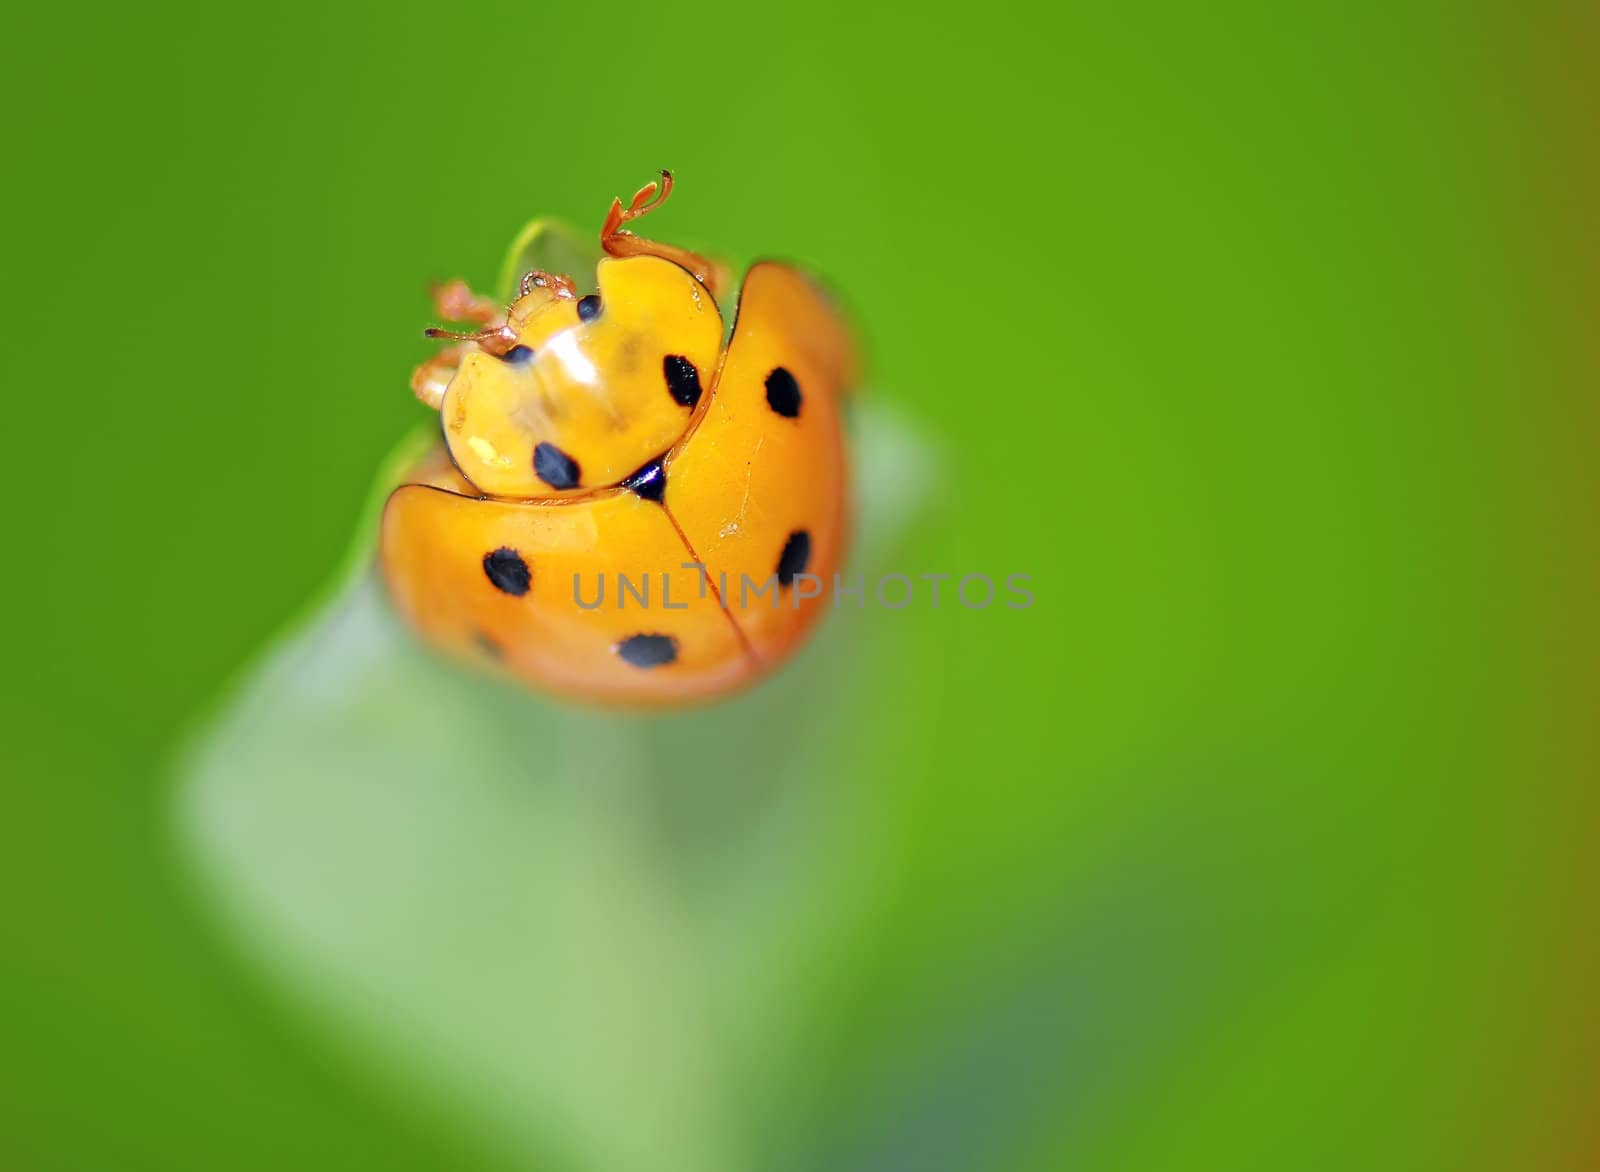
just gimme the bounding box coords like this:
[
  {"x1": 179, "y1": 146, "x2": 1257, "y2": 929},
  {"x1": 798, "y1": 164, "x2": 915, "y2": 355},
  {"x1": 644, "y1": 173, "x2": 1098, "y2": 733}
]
[{"x1": 380, "y1": 173, "x2": 856, "y2": 706}]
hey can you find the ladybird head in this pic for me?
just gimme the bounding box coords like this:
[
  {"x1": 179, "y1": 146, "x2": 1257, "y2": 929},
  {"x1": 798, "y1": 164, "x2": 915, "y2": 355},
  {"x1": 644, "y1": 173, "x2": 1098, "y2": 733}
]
[{"x1": 428, "y1": 254, "x2": 723, "y2": 499}]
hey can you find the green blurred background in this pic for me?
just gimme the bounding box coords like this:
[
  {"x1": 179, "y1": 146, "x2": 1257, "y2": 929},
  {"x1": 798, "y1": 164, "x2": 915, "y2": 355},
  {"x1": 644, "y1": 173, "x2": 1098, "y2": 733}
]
[{"x1": 2, "y1": 0, "x2": 1596, "y2": 1168}]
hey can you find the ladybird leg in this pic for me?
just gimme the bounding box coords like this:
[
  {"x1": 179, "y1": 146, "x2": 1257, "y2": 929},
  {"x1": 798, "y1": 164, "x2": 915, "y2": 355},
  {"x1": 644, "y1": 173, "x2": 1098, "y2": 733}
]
[
  {"x1": 413, "y1": 281, "x2": 523, "y2": 410},
  {"x1": 410, "y1": 344, "x2": 469, "y2": 411},
  {"x1": 430, "y1": 278, "x2": 504, "y2": 327},
  {"x1": 515, "y1": 269, "x2": 577, "y2": 301},
  {"x1": 600, "y1": 170, "x2": 724, "y2": 298},
  {"x1": 413, "y1": 277, "x2": 520, "y2": 409},
  {"x1": 496, "y1": 217, "x2": 601, "y2": 302}
]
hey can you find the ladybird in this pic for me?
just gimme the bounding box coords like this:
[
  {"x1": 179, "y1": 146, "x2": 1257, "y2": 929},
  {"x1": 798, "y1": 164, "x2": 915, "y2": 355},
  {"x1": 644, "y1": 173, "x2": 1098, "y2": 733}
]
[{"x1": 380, "y1": 172, "x2": 856, "y2": 706}]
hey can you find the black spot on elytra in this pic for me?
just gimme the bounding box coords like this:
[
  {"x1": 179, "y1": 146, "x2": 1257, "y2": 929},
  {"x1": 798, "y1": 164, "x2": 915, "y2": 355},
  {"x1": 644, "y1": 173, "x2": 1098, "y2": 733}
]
[
  {"x1": 577, "y1": 294, "x2": 601, "y2": 322},
  {"x1": 765, "y1": 366, "x2": 802, "y2": 417},
  {"x1": 776, "y1": 529, "x2": 812, "y2": 587},
  {"x1": 616, "y1": 632, "x2": 678, "y2": 668},
  {"x1": 663, "y1": 354, "x2": 702, "y2": 408},
  {"x1": 533, "y1": 442, "x2": 581, "y2": 489},
  {"x1": 499, "y1": 344, "x2": 533, "y2": 364},
  {"x1": 482, "y1": 547, "x2": 531, "y2": 596},
  {"x1": 621, "y1": 457, "x2": 667, "y2": 503}
]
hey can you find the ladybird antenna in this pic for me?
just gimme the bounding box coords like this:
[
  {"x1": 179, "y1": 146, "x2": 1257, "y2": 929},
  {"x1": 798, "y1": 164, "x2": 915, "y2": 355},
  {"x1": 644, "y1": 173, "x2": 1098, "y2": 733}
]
[{"x1": 424, "y1": 324, "x2": 521, "y2": 358}]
